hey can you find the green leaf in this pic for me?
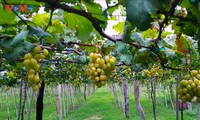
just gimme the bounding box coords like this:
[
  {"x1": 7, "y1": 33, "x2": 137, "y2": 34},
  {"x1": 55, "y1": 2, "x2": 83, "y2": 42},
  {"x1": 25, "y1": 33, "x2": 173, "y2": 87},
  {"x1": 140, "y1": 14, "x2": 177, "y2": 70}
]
[
  {"x1": 119, "y1": 54, "x2": 132, "y2": 65},
  {"x1": 0, "y1": 5, "x2": 16, "y2": 24},
  {"x1": 104, "y1": 40, "x2": 115, "y2": 48},
  {"x1": 22, "y1": 41, "x2": 35, "y2": 51},
  {"x1": 64, "y1": 13, "x2": 93, "y2": 41},
  {"x1": 57, "y1": 41, "x2": 64, "y2": 51},
  {"x1": 32, "y1": 13, "x2": 50, "y2": 28},
  {"x1": 113, "y1": 22, "x2": 125, "y2": 34},
  {"x1": 126, "y1": 0, "x2": 158, "y2": 30},
  {"x1": 47, "y1": 19, "x2": 65, "y2": 34},
  {"x1": 4, "y1": 41, "x2": 34, "y2": 64},
  {"x1": 11, "y1": 31, "x2": 29, "y2": 47},
  {"x1": 131, "y1": 63, "x2": 142, "y2": 71},
  {"x1": 123, "y1": 20, "x2": 132, "y2": 43},
  {"x1": 142, "y1": 28, "x2": 159, "y2": 38},
  {"x1": 82, "y1": 1, "x2": 107, "y2": 27},
  {"x1": 63, "y1": 36, "x2": 77, "y2": 43},
  {"x1": 163, "y1": 35, "x2": 175, "y2": 47},
  {"x1": 131, "y1": 32, "x2": 145, "y2": 44},
  {"x1": 164, "y1": 47, "x2": 176, "y2": 58},
  {"x1": 115, "y1": 42, "x2": 126, "y2": 52},
  {"x1": 29, "y1": 26, "x2": 51, "y2": 37},
  {"x1": 77, "y1": 55, "x2": 87, "y2": 63},
  {"x1": 133, "y1": 49, "x2": 154, "y2": 64},
  {"x1": 44, "y1": 35, "x2": 57, "y2": 44}
]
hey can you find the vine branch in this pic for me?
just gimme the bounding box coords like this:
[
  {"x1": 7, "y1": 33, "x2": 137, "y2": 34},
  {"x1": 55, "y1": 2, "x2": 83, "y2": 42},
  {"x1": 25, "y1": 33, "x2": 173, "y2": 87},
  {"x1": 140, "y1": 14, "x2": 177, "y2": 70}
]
[
  {"x1": 155, "y1": 0, "x2": 182, "y2": 43},
  {"x1": 155, "y1": 52, "x2": 181, "y2": 71},
  {"x1": 35, "y1": 0, "x2": 122, "y2": 43}
]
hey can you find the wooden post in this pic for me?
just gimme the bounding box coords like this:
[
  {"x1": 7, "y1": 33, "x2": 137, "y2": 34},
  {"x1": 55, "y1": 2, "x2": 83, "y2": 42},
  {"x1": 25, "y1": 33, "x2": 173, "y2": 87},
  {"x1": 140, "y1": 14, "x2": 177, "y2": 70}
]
[
  {"x1": 84, "y1": 84, "x2": 88, "y2": 100},
  {"x1": 61, "y1": 84, "x2": 66, "y2": 118},
  {"x1": 167, "y1": 86, "x2": 174, "y2": 110},
  {"x1": 176, "y1": 73, "x2": 180, "y2": 120},
  {"x1": 68, "y1": 84, "x2": 74, "y2": 109},
  {"x1": 56, "y1": 84, "x2": 62, "y2": 120},
  {"x1": 151, "y1": 77, "x2": 157, "y2": 120},
  {"x1": 18, "y1": 78, "x2": 23, "y2": 120},
  {"x1": 6, "y1": 89, "x2": 10, "y2": 120},
  {"x1": 197, "y1": 103, "x2": 200, "y2": 120},
  {"x1": 28, "y1": 91, "x2": 35, "y2": 120},
  {"x1": 122, "y1": 79, "x2": 129, "y2": 118},
  {"x1": 134, "y1": 80, "x2": 146, "y2": 120},
  {"x1": 21, "y1": 79, "x2": 27, "y2": 120},
  {"x1": 110, "y1": 83, "x2": 121, "y2": 109},
  {"x1": 12, "y1": 88, "x2": 18, "y2": 117}
]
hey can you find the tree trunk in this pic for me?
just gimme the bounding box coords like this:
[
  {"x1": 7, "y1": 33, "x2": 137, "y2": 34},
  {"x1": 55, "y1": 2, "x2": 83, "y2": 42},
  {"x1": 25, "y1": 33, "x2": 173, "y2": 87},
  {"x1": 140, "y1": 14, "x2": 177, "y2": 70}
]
[
  {"x1": 110, "y1": 83, "x2": 121, "y2": 109},
  {"x1": 6, "y1": 89, "x2": 10, "y2": 120},
  {"x1": 134, "y1": 80, "x2": 146, "y2": 120},
  {"x1": 122, "y1": 79, "x2": 129, "y2": 118},
  {"x1": 36, "y1": 81, "x2": 45, "y2": 120},
  {"x1": 68, "y1": 84, "x2": 74, "y2": 109},
  {"x1": 197, "y1": 103, "x2": 200, "y2": 120},
  {"x1": 56, "y1": 84, "x2": 62, "y2": 120},
  {"x1": 84, "y1": 84, "x2": 88, "y2": 100}
]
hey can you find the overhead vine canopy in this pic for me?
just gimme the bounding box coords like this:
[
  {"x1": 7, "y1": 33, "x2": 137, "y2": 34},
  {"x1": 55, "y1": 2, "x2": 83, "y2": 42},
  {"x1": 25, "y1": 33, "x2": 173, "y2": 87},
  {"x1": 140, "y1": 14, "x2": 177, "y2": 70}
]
[{"x1": 0, "y1": 0, "x2": 200, "y2": 71}]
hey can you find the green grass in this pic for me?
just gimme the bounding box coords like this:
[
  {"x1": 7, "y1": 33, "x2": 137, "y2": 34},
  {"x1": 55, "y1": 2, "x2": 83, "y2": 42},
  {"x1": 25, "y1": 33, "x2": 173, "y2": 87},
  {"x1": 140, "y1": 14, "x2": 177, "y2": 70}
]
[{"x1": 0, "y1": 86, "x2": 198, "y2": 120}]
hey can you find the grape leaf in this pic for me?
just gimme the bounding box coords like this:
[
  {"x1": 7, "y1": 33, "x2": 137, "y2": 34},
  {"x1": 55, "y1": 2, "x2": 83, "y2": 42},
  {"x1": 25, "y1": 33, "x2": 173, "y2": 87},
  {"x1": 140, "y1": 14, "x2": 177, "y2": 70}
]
[
  {"x1": 0, "y1": 6, "x2": 16, "y2": 24},
  {"x1": 115, "y1": 42, "x2": 126, "y2": 52},
  {"x1": 113, "y1": 22, "x2": 125, "y2": 34},
  {"x1": 119, "y1": 54, "x2": 132, "y2": 65},
  {"x1": 29, "y1": 26, "x2": 51, "y2": 37},
  {"x1": 175, "y1": 34, "x2": 190, "y2": 53},
  {"x1": 131, "y1": 32, "x2": 145, "y2": 44},
  {"x1": 11, "y1": 31, "x2": 29, "y2": 47},
  {"x1": 64, "y1": 13, "x2": 93, "y2": 41},
  {"x1": 126, "y1": 0, "x2": 158, "y2": 30}
]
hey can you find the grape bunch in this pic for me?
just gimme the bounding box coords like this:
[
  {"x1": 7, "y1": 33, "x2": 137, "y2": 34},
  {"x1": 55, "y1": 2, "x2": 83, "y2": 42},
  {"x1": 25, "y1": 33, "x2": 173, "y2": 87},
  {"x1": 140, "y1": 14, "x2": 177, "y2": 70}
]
[
  {"x1": 123, "y1": 66, "x2": 132, "y2": 76},
  {"x1": 23, "y1": 46, "x2": 49, "y2": 92},
  {"x1": 68, "y1": 66, "x2": 83, "y2": 86},
  {"x1": 143, "y1": 65, "x2": 163, "y2": 78},
  {"x1": 177, "y1": 70, "x2": 200, "y2": 103},
  {"x1": 86, "y1": 52, "x2": 116, "y2": 88}
]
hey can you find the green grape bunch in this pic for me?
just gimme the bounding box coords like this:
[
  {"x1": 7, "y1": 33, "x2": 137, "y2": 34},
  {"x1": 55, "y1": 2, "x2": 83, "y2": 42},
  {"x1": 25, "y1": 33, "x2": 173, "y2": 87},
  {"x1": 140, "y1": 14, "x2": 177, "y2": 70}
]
[
  {"x1": 86, "y1": 52, "x2": 116, "y2": 88},
  {"x1": 177, "y1": 70, "x2": 200, "y2": 103},
  {"x1": 23, "y1": 46, "x2": 49, "y2": 92}
]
